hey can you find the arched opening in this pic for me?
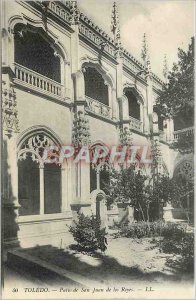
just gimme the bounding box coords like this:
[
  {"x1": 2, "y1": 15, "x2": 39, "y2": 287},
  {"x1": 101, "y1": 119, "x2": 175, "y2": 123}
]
[
  {"x1": 44, "y1": 163, "x2": 61, "y2": 214},
  {"x1": 83, "y1": 67, "x2": 109, "y2": 105},
  {"x1": 18, "y1": 133, "x2": 62, "y2": 217},
  {"x1": 18, "y1": 154, "x2": 40, "y2": 216},
  {"x1": 124, "y1": 89, "x2": 140, "y2": 120},
  {"x1": 14, "y1": 24, "x2": 61, "y2": 82},
  {"x1": 90, "y1": 164, "x2": 97, "y2": 193}
]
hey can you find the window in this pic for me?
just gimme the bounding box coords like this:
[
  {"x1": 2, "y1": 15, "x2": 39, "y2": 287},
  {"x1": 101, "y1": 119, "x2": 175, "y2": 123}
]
[
  {"x1": 84, "y1": 67, "x2": 109, "y2": 105},
  {"x1": 44, "y1": 163, "x2": 61, "y2": 214},
  {"x1": 18, "y1": 154, "x2": 40, "y2": 216},
  {"x1": 14, "y1": 24, "x2": 61, "y2": 82},
  {"x1": 90, "y1": 164, "x2": 97, "y2": 192},
  {"x1": 18, "y1": 133, "x2": 62, "y2": 217},
  {"x1": 125, "y1": 90, "x2": 140, "y2": 120}
]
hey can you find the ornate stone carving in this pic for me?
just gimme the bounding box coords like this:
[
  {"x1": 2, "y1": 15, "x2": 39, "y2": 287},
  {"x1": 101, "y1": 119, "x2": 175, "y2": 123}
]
[
  {"x1": 163, "y1": 54, "x2": 169, "y2": 85},
  {"x1": 150, "y1": 137, "x2": 164, "y2": 176},
  {"x1": 72, "y1": 111, "x2": 91, "y2": 148},
  {"x1": 141, "y1": 33, "x2": 152, "y2": 78},
  {"x1": 69, "y1": 1, "x2": 80, "y2": 25},
  {"x1": 119, "y1": 125, "x2": 132, "y2": 146},
  {"x1": 111, "y1": 2, "x2": 121, "y2": 47},
  {"x1": 18, "y1": 133, "x2": 57, "y2": 165},
  {"x1": 2, "y1": 81, "x2": 19, "y2": 137}
]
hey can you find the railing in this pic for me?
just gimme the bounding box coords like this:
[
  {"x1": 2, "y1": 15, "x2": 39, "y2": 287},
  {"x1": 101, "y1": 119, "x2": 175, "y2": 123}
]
[
  {"x1": 173, "y1": 127, "x2": 194, "y2": 141},
  {"x1": 86, "y1": 96, "x2": 112, "y2": 119},
  {"x1": 14, "y1": 63, "x2": 63, "y2": 99},
  {"x1": 129, "y1": 116, "x2": 143, "y2": 132}
]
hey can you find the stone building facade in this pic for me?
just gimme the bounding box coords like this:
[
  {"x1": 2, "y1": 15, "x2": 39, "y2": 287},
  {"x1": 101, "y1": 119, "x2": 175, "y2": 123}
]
[{"x1": 2, "y1": 1, "x2": 193, "y2": 248}]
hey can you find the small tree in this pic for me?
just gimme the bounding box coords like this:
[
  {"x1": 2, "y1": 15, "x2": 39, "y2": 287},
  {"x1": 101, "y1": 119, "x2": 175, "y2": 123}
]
[
  {"x1": 155, "y1": 37, "x2": 194, "y2": 153},
  {"x1": 152, "y1": 174, "x2": 194, "y2": 223},
  {"x1": 156, "y1": 37, "x2": 194, "y2": 121},
  {"x1": 69, "y1": 213, "x2": 107, "y2": 253},
  {"x1": 106, "y1": 165, "x2": 149, "y2": 221}
]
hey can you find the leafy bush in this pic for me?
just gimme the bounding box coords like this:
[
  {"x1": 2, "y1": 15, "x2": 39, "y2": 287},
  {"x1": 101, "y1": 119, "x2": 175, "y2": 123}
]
[
  {"x1": 119, "y1": 221, "x2": 183, "y2": 239},
  {"x1": 180, "y1": 234, "x2": 194, "y2": 271},
  {"x1": 69, "y1": 213, "x2": 107, "y2": 253},
  {"x1": 161, "y1": 222, "x2": 186, "y2": 239},
  {"x1": 160, "y1": 232, "x2": 194, "y2": 272}
]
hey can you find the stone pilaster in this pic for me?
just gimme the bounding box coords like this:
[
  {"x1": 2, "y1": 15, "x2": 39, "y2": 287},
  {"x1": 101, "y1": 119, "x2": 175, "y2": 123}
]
[
  {"x1": 2, "y1": 75, "x2": 20, "y2": 246},
  {"x1": 72, "y1": 107, "x2": 91, "y2": 213}
]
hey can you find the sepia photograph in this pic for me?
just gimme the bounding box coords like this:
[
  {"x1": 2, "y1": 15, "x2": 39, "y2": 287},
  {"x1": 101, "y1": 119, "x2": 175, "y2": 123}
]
[{"x1": 1, "y1": 0, "x2": 195, "y2": 299}]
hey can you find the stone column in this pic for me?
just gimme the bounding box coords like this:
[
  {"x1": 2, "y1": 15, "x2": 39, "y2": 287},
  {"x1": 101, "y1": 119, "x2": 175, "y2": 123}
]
[
  {"x1": 72, "y1": 107, "x2": 91, "y2": 215},
  {"x1": 140, "y1": 103, "x2": 144, "y2": 132},
  {"x1": 111, "y1": 88, "x2": 118, "y2": 120},
  {"x1": 2, "y1": 76, "x2": 20, "y2": 246},
  {"x1": 2, "y1": 134, "x2": 20, "y2": 246},
  {"x1": 116, "y1": 53, "x2": 123, "y2": 99},
  {"x1": 165, "y1": 118, "x2": 174, "y2": 143},
  {"x1": 145, "y1": 76, "x2": 153, "y2": 134},
  {"x1": 39, "y1": 166, "x2": 44, "y2": 215}
]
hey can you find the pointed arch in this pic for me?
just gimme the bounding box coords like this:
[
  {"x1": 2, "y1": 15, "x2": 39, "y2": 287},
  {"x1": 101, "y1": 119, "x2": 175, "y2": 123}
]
[
  {"x1": 123, "y1": 82, "x2": 145, "y2": 105},
  {"x1": 8, "y1": 14, "x2": 70, "y2": 63},
  {"x1": 17, "y1": 127, "x2": 63, "y2": 217}
]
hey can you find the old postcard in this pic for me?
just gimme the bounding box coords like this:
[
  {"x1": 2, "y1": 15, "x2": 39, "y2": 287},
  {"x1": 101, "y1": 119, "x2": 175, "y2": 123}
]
[{"x1": 1, "y1": 0, "x2": 195, "y2": 299}]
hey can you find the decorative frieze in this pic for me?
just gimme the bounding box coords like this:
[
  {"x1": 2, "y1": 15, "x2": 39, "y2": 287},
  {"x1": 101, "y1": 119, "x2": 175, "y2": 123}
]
[
  {"x1": 79, "y1": 23, "x2": 116, "y2": 57},
  {"x1": 48, "y1": 1, "x2": 71, "y2": 24},
  {"x1": 2, "y1": 80, "x2": 19, "y2": 137}
]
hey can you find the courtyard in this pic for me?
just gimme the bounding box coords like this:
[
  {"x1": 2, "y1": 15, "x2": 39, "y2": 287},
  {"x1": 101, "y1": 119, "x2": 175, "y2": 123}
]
[{"x1": 4, "y1": 229, "x2": 194, "y2": 297}]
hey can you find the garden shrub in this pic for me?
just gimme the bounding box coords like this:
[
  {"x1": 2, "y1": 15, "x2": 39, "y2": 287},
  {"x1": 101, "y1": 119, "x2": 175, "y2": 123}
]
[
  {"x1": 119, "y1": 221, "x2": 187, "y2": 239},
  {"x1": 161, "y1": 222, "x2": 186, "y2": 240},
  {"x1": 160, "y1": 232, "x2": 194, "y2": 272},
  {"x1": 180, "y1": 233, "x2": 194, "y2": 271},
  {"x1": 69, "y1": 213, "x2": 107, "y2": 253},
  {"x1": 120, "y1": 221, "x2": 167, "y2": 238}
]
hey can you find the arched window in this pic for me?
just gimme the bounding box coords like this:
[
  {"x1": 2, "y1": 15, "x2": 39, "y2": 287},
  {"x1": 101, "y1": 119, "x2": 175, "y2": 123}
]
[
  {"x1": 84, "y1": 67, "x2": 109, "y2": 105},
  {"x1": 14, "y1": 24, "x2": 61, "y2": 82},
  {"x1": 18, "y1": 133, "x2": 62, "y2": 216},
  {"x1": 124, "y1": 89, "x2": 140, "y2": 120},
  {"x1": 18, "y1": 154, "x2": 40, "y2": 216}
]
